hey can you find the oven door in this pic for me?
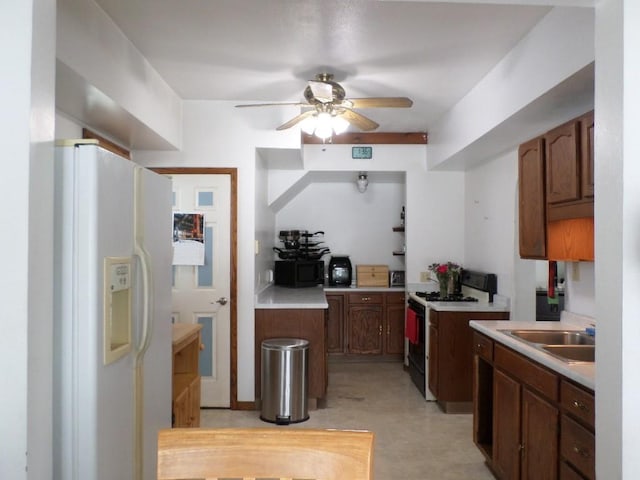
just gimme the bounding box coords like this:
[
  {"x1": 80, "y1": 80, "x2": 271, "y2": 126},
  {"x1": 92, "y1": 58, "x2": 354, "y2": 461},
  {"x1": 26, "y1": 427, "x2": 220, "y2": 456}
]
[{"x1": 407, "y1": 299, "x2": 432, "y2": 399}]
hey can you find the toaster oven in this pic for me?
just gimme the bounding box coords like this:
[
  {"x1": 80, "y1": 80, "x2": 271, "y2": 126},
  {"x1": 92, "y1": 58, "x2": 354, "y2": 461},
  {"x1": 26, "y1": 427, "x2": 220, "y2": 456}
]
[{"x1": 390, "y1": 270, "x2": 405, "y2": 287}]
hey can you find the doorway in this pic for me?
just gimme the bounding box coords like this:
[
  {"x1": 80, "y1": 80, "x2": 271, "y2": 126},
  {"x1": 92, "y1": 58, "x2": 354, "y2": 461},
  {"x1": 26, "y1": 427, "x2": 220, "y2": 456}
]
[{"x1": 153, "y1": 167, "x2": 238, "y2": 408}]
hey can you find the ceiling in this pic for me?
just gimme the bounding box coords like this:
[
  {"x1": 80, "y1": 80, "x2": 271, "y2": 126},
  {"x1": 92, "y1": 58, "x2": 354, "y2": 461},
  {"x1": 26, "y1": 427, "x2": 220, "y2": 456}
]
[{"x1": 89, "y1": 0, "x2": 586, "y2": 134}]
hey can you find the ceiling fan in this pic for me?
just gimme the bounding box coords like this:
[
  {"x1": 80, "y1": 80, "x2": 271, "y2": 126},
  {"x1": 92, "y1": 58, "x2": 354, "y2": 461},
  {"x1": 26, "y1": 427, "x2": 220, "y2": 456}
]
[{"x1": 235, "y1": 73, "x2": 413, "y2": 138}]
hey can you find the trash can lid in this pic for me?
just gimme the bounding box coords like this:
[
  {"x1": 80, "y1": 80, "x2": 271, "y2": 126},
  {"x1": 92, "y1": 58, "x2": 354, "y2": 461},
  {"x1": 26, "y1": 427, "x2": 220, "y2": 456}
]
[{"x1": 262, "y1": 338, "x2": 309, "y2": 350}]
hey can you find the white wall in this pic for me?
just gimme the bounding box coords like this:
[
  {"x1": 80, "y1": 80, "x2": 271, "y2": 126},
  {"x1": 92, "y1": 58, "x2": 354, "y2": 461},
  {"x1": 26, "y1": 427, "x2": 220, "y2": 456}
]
[
  {"x1": 275, "y1": 179, "x2": 406, "y2": 276},
  {"x1": 1, "y1": 0, "x2": 56, "y2": 478},
  {"x1": 465, "y1": 149, "x2": 518, "y2": 302},
  {"x1": 255, "y1": 150, "x2": 277, "y2": 291},
  {"x1": 594, "y1": 0, "x2": 637, "y2": 477}
]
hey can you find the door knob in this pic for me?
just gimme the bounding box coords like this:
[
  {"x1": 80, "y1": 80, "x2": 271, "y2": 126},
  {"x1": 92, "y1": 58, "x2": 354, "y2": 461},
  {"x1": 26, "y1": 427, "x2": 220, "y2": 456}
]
[{"x1": 212, "y1": 297, "x2": 228, "y2": 306}]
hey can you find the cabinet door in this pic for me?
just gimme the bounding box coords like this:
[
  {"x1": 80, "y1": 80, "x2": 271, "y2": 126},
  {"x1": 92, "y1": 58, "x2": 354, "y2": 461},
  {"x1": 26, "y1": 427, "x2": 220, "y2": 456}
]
[
  {"x1": 173, "y1": 387, "x2": 191, "y2": 427},
  {"x1": 385, "y1": 304, "x2": 405, "y2": 354},
  {"x1": 347, "y1": 305, "x2": 383, "y2": 354},
  {"x1": 521, "y1": 388, "x2": 559, "y2": 480},
  {"x1": 428, "y1": 324, "x2": 439, "y2": 397},
  {"x1": 326, "y1": 294, "x2": 345, "y2": 353},
  {"x1": 518, "y1": 137, "x2": 547, "y2": 259},
  {"x1": 188, "y1": 376, "x2": 201, "y2": 427},
  {"x1": 545, "y1": 121, "x2": 580, "y2": 204},
  {"x1": 580, "y1": 111, "x2": 594, "y2": 199},
  {"x1": 493, "y1": 369, "x2": 522, "y2": 480}
]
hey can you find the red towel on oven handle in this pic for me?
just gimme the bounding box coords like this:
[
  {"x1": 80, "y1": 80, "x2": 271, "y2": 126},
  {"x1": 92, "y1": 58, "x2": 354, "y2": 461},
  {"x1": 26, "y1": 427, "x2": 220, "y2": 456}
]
[{"x1": 405, "y1": 308, "x2": 418, "y2": 344}]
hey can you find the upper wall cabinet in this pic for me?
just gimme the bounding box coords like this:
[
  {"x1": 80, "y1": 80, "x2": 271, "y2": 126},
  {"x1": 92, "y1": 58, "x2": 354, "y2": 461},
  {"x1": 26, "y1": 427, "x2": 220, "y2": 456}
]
[
  {"x1": 518, "y1": 138, "x2": 547, "y2": 259},
  {"x1": 580, "y1": 111, "x2": 595, "y2": 199},
  {"x1": 545, "y1": 112, "x2": 595, "y2": 222},
  {"x1": 545, "y1": 121, "x2": 580, "y2": 204},
  {"x1": 519, "y1": 111, "x2": 595, "y2": 261}
]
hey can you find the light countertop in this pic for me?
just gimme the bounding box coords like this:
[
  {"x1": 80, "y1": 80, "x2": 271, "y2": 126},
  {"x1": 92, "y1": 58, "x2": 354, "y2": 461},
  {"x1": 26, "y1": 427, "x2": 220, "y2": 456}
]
[
  {"x1": 255, "y1": 284, "x2": 405, "y2": 309},
  {"x1": 408, "y1": 292, "x2": 510, "y2": 313},
  {"x1": 255, "y1": 285, "x2": 328, "y2": 309},
  {"x1": 470, "y1": 320, "x2": 595, "y2": 390}
]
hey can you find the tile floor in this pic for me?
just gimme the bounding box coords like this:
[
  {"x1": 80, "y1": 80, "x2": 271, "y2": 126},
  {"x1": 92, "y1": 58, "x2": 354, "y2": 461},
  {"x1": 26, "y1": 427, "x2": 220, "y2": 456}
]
[{"x1": 200, "y1": 361, "x2": 495, "y2": 480}]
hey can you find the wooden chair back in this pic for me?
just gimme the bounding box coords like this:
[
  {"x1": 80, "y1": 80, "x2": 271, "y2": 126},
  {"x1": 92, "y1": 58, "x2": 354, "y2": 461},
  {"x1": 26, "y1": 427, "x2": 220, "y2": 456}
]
[{"x1": 157, "y1": 427, "x2": 374, "y2": 480}]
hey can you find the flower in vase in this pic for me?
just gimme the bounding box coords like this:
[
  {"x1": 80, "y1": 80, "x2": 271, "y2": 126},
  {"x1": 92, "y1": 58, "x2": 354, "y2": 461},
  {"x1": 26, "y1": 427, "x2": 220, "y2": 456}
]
[{"x1": 428, "y1": 262, "x2": 462, "y2": 296}]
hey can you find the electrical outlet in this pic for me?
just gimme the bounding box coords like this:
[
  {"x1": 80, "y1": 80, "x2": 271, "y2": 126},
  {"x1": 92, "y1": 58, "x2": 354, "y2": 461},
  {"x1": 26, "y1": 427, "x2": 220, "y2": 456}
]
[{"x1": 420, "y1": 271, "x2": 430, "y2": 282}]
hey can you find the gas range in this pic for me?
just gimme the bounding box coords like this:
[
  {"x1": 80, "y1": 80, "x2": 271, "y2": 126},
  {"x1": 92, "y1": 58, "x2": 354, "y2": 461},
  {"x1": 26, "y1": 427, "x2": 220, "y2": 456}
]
[
  {"x1": 414, "y1": 291, "x2": 479, "y2": 302},
  {"x1": 406, "y1": 270, "x2": 504, "y2": 401}
]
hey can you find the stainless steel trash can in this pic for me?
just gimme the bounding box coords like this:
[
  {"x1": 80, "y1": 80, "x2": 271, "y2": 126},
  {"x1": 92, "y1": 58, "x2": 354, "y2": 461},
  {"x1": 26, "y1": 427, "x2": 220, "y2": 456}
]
[{"x1": 260, "y1": 338, "x2": 309, "y2": 424}]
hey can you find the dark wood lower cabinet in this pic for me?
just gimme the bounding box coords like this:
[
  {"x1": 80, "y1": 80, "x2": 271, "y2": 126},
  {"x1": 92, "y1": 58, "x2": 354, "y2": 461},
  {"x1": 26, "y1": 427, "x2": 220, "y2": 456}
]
[
  {"x1": 254, "y1": 308, "x2": 327, "y2": 403},
  {"x1": 521, "y1": 388, "x2": 559, "y2": 479},
  {"x1": 326, "y1": 294, "x2": 345, "y2": 353},
  {"x1": 348, "y1": 304, "x2": 383, "y2": 354},
  {"x1": 428, "y1": 310, "x2": 509, "y2": 413},
  {"x1": 473, "y1": 331, "x2": 594, "y2": 480},
  {"x1": 385, "y1": 299, "x2": 406, "y2": 354},
  {"x1": 326, "y1": 290, "x2": 405, "y2": 359},
  {"x1": 493, "y1": 369, "x2": 522, "y2": 480}
]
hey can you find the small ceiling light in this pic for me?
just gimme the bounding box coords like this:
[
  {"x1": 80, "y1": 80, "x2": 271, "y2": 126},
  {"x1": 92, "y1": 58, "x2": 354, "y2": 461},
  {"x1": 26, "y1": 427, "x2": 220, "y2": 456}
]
[
  {"x1": 357, "y1": 172, "x2": 369, "y2": 193},
  {"x1": 314, "y1": 112, "x2": 333, "y2": 140}
]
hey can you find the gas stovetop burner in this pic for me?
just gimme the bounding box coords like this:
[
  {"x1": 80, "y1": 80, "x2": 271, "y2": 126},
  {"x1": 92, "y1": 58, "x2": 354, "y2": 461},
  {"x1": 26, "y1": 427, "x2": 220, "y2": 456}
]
[{"x1": 415, "y1": 291, "x2": 479, "y2": 302}]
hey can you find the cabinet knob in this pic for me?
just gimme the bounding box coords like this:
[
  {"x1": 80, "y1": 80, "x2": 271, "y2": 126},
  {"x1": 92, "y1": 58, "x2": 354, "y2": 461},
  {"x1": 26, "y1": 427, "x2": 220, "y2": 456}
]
[
  {"x1": 572, "y1": 400, "x2": 588, "y2": 411},
  {"x1": 362, "y1": 296, "x2": 370, "y2": 301},
  {"x1": 573, "y1": 445, "x2": 591, "y2": 458}
]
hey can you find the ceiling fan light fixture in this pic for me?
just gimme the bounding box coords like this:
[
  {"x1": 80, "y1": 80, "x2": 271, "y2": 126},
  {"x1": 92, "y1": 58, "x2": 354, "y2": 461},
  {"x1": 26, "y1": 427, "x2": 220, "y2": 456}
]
[
  {"x1": 313, "y1": 112, "x2": 334, "y2": 139},
  {"x1": 299, "y1": 116, "x2": 317, "y2": 135},
  {"x1": 331, "y1": 115, "x2": 349, "y2": 135}
]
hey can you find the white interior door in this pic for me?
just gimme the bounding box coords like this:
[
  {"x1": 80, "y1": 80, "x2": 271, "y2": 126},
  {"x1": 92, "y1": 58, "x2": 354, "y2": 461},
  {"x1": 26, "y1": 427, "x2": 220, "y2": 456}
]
[{"x1": 170, "y1": 174, "x2": 230, "y2": 407}]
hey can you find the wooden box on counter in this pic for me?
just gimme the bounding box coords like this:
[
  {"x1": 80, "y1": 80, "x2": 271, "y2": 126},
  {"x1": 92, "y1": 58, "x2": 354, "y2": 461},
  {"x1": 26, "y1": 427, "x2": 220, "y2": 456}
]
[{"x1": 356, "y1": 265, "x2": 389, "y2": 287}]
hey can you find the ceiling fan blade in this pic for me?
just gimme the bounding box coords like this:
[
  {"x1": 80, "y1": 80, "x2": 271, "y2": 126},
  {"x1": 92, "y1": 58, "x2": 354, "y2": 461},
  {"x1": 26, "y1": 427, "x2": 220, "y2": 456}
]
[
  {"x1": 346, "y1": 97, "x2": 413, "y2": 108},
  {"x1": 308, "y1": 81, "x2": 334, "y2": 103},
  {"x1": 276, "y1": 110, "x2": 316, "y2": 131},
  {"x1": 340, "y1": 109, "x2": 379, "y2": 131},
  {"x1": 235, "y1": 102, "x2": 308, "y2": 108}
]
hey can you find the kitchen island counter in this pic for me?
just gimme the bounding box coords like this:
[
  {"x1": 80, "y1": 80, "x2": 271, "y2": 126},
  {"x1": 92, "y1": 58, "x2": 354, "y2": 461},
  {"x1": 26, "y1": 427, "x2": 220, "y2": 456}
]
[{"x1": 255, "y1": 285, "x2": 328, "y2": 309}]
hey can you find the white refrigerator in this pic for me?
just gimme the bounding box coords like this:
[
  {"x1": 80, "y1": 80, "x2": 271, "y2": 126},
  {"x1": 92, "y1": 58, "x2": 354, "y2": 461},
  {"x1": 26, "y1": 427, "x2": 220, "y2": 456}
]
[{"x1": 53, "y1": 140, "x2": 173, "y2": 480}]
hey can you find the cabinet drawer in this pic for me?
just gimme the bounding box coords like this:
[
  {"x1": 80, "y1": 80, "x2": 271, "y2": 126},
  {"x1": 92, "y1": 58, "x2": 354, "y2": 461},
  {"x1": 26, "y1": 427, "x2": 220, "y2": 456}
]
[
  {"x1": 473, "y1": 332, "x2": 493, "y2": 362},
  {"x1": 561, "y1": 380, "x2": 595, "y2": 430},
  {"x1": 495, "y1": 344, "x2": 559, "y2": 401},
  {"x1": 348, "y1": 293, "x2": 384, "y2": 304},
  {"x1": 561, "y1": 415, "x2": 595, "y2": 480},
  {"x1": 560, "y1": 461, "x2": 587, "y2": 480},
  {"x1": 385, "y1": 292, "x2": 406, "y2": 304}
]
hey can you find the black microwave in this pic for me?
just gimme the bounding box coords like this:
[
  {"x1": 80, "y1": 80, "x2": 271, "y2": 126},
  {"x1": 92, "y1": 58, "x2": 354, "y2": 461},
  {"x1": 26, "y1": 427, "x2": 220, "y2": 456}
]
[{"x1": 274, "y1": 260, "x2": 324, "y2": 288}]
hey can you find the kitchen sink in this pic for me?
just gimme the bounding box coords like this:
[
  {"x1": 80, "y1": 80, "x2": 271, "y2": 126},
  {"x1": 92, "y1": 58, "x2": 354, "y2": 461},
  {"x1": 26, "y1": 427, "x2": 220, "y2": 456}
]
[
  {"x1": 498, "y1": 329, "x2": 595, "y2": 363},
  {"x1": 502, "y1": 329, "x2": 595, "y2": 346},
  {"x1": 542, "y1": 345, "x2": 595, "y2": 363}
]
